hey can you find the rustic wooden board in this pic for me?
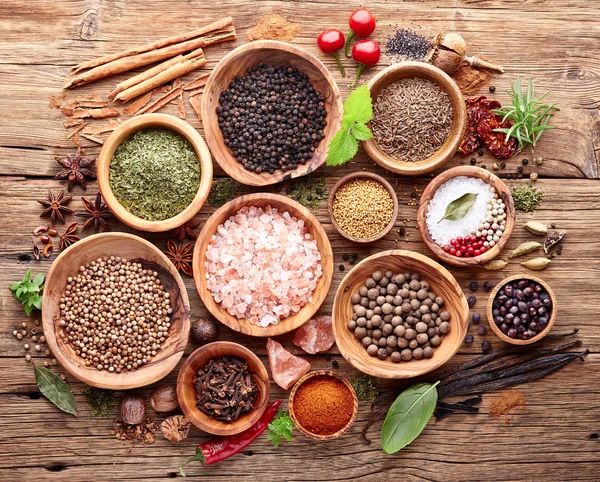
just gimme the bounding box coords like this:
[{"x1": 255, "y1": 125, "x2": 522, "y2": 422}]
[{"x1": 1, "y1": 1, "x2": 599, "y2": 481}]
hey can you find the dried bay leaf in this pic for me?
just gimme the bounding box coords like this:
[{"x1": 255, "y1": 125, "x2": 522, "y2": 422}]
[
  {"x1": 34, "y1": 365, "x2": 78, "y2": 416},
  {"x1": 438, "y1": 193, "x2": 478, "y2": 223},
  {"x1": 483, "y1": 259, "x2": 507, "y2": 270},
  {"x1": 521, "y1": 257, "x2": 551, "y2": 270},
  {"x1": 509, "y1": 241, "x2": 542, "y2": 259}
]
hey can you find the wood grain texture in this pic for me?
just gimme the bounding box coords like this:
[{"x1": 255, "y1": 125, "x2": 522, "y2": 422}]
[{"x1": 1, "y1": 1, "x2": 600, "y2": 480}]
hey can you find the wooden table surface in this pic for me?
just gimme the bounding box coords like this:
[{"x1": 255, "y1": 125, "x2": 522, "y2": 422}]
[{"x1": 1, "y1": 1, "x2": 599, "y2": 481}]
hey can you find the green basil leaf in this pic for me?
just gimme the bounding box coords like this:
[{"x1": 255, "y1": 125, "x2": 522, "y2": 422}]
[
  {"x1": 32, "y1": 272, "x2": 44, "y2": 287},
  {"x1": 438, "y1": 193, "x2": 478, "y2": 223},
  {"x1": 34, "y1": 365, "x2": 78, "y2": 417},
  {"x1": 381, "y1": 382, "x2": 439, "y2": 454}
]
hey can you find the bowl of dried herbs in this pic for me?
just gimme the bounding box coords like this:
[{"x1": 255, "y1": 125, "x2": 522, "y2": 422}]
[{"x1": 97, "y1": 113, "x2": 213, "y2": 232}]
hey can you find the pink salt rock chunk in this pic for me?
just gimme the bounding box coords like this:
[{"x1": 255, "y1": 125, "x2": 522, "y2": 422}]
[
  {"x1": 267, "y1": 338, "x2": 311, "y2": 390},
  {"x1": 292, "y1": 316, "x2": 335, "y2": 354}
]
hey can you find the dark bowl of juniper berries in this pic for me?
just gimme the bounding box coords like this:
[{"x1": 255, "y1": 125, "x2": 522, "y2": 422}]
[
  {"x1": 202, "y1": 40, "x2": 343, "y2": 187},
  {"x1": 487, "y1": 274, "x2": 557, "y2": 345},
  {"x1": 177, "y1": 341, "x2": 271, "y2": 436}
]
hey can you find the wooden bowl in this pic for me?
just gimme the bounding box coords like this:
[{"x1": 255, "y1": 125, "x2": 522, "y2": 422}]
[
  {"x1": 193, "y1": 193, "x2": 334, "y2": 337},
  {"x1": 486, "y1": 274, "x2": 557, "y2": 345},
  {"x1": 201, "y1": 40, "x2": 343, "y2": 186},
  {"x1": 42, "y1": 233, "x2": 190, "y2": 389},
  {"x1": 176, "y1": 341, "x2": 270, "y2": 436},
  {"x1": 362, "y1": 62, "x2": 466, "y2": 176},
  {"x1": 416, "y1": 166, "x2": 515, "y2": 267},
  {"x1": 97, "y1": 113, "x2": 213, "y2": 232},
  {"x1": 288, "y1": 370, "x2": 358, "y2": 440},
  {"x1": 327, "y1": 171, "x2": 398, "y2": 243},
  {"x1": 332, "y1": 250, "x2": 469, "y2": 379}
]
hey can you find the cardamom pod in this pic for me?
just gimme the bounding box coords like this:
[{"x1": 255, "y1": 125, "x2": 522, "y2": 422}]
[
  {"x1": 509, "y1": 241, "x2": 543, "y2": 259},
  {"x1": 483, "y1": 260, "x2": 507, "y2": 270},
  {"x1": 521, "y1": 257, "x2": 552, "y2": 270},
  {"x1": 523, "y1": 221, "x2": 548, "y2": 236}
]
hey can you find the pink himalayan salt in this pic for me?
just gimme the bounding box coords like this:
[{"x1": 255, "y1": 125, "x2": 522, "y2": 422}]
[
  {"x1": 205, "y1": 205, "x2": 323, "y2": 327},
  {"x1": 292, "y1": 315, "x2": 335, "y2": 354},
  {"x1": 267, "y1": 338, "x2": 310, "y2": 390}
]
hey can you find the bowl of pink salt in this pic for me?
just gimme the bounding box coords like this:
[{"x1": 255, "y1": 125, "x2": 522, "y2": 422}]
[{"x1": 193, "y1": 193, "x2": 334, "y2": 337}]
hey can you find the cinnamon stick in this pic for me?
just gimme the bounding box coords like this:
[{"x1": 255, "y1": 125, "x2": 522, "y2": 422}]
[
  {"x1": 178, "y1": 92, "x2": 187, "y2": 119},
  {"x1": 70, "y1": 17, "x2": 234, "y2": 74},
  {"x1": 183, "y1": 73, "x2": 210, "y2": 91},
  {"x1": 72, "y1": 107, "x2": 120, "y2": 119},
  {"x1": 123, "y1": 92, "x2": 153, "y2": 116},
  {"x1": 66, "y1": 122, "x2": 87, "y2": 139},
  {"x1": 83, "y1": 119, "x2": 122, "y2": 135},
  {"x1": 189, "y1": 95, "x2": 203, "y2": 120},
  {"x1": 64, "y1": 26, "x2": 235, "y2": 89},
  {"x1": 80, "y1": 133, "x2": 104, "y2": 145},
  {"x1": 137, "y1": 85, "x2": 184, "y2": 116}
]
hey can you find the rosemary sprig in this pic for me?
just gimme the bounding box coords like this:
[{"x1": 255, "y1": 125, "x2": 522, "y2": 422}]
[{"x1": 492, "y1": 77, "x2": 559, "y2": 154}]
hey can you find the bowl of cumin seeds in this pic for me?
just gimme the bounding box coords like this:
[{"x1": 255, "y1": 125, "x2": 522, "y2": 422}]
[{"x1": 363, "y1": 62, "x2": 466, "y2": 176}]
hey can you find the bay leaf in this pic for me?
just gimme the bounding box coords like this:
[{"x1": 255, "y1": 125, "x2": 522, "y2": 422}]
[
  {"x1": 380, "y1": 381, "x2": 439, "y2": 454},
  {"x1": 34, "y1": 365, "x2": 78, "y2": 417},
  {"x1": 438, "y1": 193, "x2": 478, "y2": 223}
]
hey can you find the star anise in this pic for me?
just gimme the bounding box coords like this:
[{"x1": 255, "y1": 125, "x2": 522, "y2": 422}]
[
  {"x1": 54, "y1": 149, "x2": 96, "y2": 191},
  {"x1": 172, "y1": 219, "x2": 200, "y2": 243},
  {"x1": 164, "y1": 240, "x2": 193, "y2": 276},
  {"x1": 59, "y1": 222, "x2": 80, "y2": 251},
  {"x1": 76, "y1": 192, "x2": 113, "y2": 232},
  {"x1": 38, "y1": 189, "x2": 73, "y2": 224}
]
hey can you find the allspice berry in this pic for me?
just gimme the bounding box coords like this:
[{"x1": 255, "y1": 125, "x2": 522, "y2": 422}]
[
  {"x1": 190, "y1": 318, "x2": 220, "y2": 346},
  {"x1": 150, "y1": 385, "x2": 179, "y2": 413},
  {"x1": 119, "y1": 395, "x2": 146, "y2": 425}
]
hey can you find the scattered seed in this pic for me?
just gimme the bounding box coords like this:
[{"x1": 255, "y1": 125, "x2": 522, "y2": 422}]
[
  {"x1": 467, "y1": 296, "x2": 477, "y2": 308},
  {"x1": 530, "y1": 172, "x2": 539, "y2": 182},
  {"x1": 465, "y1": 334, "x2": 474, "y2": 344},
  {"x1": 489, "y1": 86, "x2": 496, "y2": 93},
  {"x1": 469, "y1": 282, "x2": 479, "y2": 292},
  {"x1": 477, "y1": 326, "x2": 487, "y2": 336},
  {"x1": 481, "y1": 340, "x2": 492, "y2": 352},
  {"x1": 472, "y1": 313, "x2": 481, "y2": 324},
  {"x1": 483, "y1": 281, "x2": 493, "y2": 292}
]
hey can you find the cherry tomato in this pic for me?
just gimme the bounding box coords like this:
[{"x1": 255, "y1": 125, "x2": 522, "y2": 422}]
[
  {"x1": 345, "y1": 8, "x2": 377, "y2": 57},
  {"x1": 350, "y1": 39, "x2": 380, "y2": 87},
  {"x1": 317, "y1": 29, "x2": 346, "y2": 76}
]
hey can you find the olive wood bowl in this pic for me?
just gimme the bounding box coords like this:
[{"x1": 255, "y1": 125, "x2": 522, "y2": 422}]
[
  {"x1": 97, "y1": 113, "x2": 213, "y2": 232},
  {"x1": 486, "y1": 274, "x2": 557, "y2": 345},
  {"x1": 177, "y1": 341, "x2": 270, "y2": 436},
  {"x1": 42, "y1": 232, "x2": 190, "y2": 389},
  {"x1": 332, "y1": 250, "x2": 469, "y2": 379},
  {"x1": 363, "y1": 62, "x2": 467, "y2": 176},
  {"x1": 192, "y1": 193, "x2": 334, "y2": 337},
  {"x1": 201, "y1": 40, "x2": 343, "y2": 186},
  {"x1": 327, "y1": 171, "x2": 398, "y2": 243},
  {"x1": 416, "y1": 166, "x2": 515, "y2": 267},
  {"x1": 288, "y1": 370, "x2": 358, "y2": 440}
]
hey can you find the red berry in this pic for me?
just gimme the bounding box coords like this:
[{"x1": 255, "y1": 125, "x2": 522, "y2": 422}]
[
  {"x1": 450, "y1": 247, "x2": 457, "y2": 255},
  {"x1": 474, "y1": 249, "x2": 481, "y2": 256},
  {"x1": 464, "y1": 252, "x2": 471, "y2": 258},
  {"x1": 457, "y1": 236, "x2": 463, "y2": 244},
  {"x1": 467, "y1": 246, "x2": 474, "y2": 255},
  {"x1": 480, "y1": 247, "x2": 487, "y2": 253},
  {"x1": 443, "y1": 245, "x2": 450, "y2": 253},
  {"x1": 471, "y1": 235, "x2": 477, "y2": 243},
  {"x1": 456, "y1": 250, "x2": 463, "y2": 257},
  {"x1": 450, "y1": 239, "x2": 456, "y2": 246}
]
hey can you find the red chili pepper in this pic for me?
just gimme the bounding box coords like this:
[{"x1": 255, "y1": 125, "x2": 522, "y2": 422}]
[
  {"x1": 178, "y1": 399, "x2": 282, "y2": 476},
  {"x1": 351, "y1": 39, "x2": 380, "y2": 87},
  {"x1": 317, "y1": 29, "x2": 346, "y2": 76},
  {"x1": 344, "y1": 8, "x2": 377, "y2": 57}
]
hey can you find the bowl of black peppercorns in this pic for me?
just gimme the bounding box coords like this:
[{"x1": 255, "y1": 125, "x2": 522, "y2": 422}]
[
  {"x1": 487, "y1": 274, "x2": 557, "y2": 345},
  {"x1": 202, "y1": 40, "x2": 343, "y2": 187}
]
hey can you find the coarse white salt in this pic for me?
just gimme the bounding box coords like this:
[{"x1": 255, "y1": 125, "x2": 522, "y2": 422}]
[
  {"x1": 426, "y1": 176, "x2": 493, "y2": 246},
  {"x1": 205, "y1": 205, "x2": 323, "y2": 327}
]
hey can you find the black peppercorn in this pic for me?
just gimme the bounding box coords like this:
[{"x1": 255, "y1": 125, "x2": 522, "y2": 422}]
[
  {"x1": 489, "y1": 85, "x2": 496, "y2": 93},
  {"x1": 469, "y1": 281, "x2": 479, "y2": 292},
  {"x1": 483, "y1": 281, "x2": 493, "y2": 292},
  {"x1": 500, "y1": 162, "x2": 506, "y2": 169},
  {"x1": 339, "y1": 264, "x2": 345, "y2": 271},
  {"x1": 470, "y1": 157, "x2": 477, "y2": 165},
  {"x1": 342, "y1": 253, "x2": 349, "y2": 261},
  {"x1": 332, "y1": 359, "x2": 339, "y2": 368},
  {"x1": 517, "y1": 166, "x2": 524, "y2": 173},
  {"x1": 478, "y1": 148, "x2": 485, "y2": 156}
]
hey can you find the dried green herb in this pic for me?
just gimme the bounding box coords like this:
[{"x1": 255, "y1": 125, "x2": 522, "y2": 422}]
[
  {"x1": 35, "y1": 365, "x2": 77, "y2": 416},
  {"x1": 82, "y1": 387, "x2": 118, "y2": 417},
  {"x1": 207, "y1": 178, "x2": 243, "y2": 207},
  {"x1": 284, "y1": 176, "x2": 328, "y2": 212},
  {"x1": 512, "y1": 182, "x2": 543, "y2": 213},
  {"x1": 10, "y1": 269, "x2": 44, "y2": 316},
  {"x1": 109, "y1": 129, "x2": 200, "y2": 221},
  {"x1": 351, "y1": 374, "x2": 377, "y2": 402},
  {"x1": 438, "y1": 193, "x2": 478, "y2": 223}
]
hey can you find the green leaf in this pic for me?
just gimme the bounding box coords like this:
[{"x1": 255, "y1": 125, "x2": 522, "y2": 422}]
[
  {"x1": 34, "y1": 365, "x2": 78, "y2": 417},
  {"x1": 326, "y1": 129, "x2": 359, "y2": 166},
  {"x1": 342, "y1": 114, "x2": 355, "y2": 130},
  {"x1": 32, "y1": 272, "x2": 44, "y2": 287},
  {"x1": 343, "y1": 84, "x2": 373, "y2": 124},
  {"x1": 351, "y1": 122, "x2": 373, "y2": 141},
  {"x1": 438, "y1": 193, "x2": 478, "y2": 223},
  {"x1": 22, "y1": 269, "x2": 31, "y2": 283},
  {"x1": 381, "y1": 382, "x2": 439, "y2": 454},
  {"x1": 267, "y1": 410, "x2": 294, "y2": 448}
]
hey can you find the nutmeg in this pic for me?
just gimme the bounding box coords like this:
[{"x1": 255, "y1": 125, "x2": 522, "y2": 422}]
[
  {"x1": 160, "y1": 415, "x2": 191, "y2": 442},
  {"x1": 190, "y1": 318, "x2": 220, "y2": 346},
  {"x1": 119, "y1": 395, "x2": 146, "y2": 425},
  {"x1": 149, "y1": 385, "x2": 179, "y2": 413}
]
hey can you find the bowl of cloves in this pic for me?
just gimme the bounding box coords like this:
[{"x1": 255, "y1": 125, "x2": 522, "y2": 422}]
[{"x1": 177, "y1": 341, "x2": 271, "y2": 436}]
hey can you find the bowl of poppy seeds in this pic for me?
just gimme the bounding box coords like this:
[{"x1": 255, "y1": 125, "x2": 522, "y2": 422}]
[
  {"x1": 202, "y1": 40, "x2": 343, "y2": 186},
  {"x1": 363, "y1": 62, "x2": 467, "y2": 176}
]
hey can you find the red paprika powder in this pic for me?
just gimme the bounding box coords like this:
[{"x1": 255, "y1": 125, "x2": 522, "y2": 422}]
[{"x1": 292, "y1": 375, "x2": 354, "y2": 435}]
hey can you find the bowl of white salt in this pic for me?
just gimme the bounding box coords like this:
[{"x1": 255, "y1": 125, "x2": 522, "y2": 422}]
[{"x1": 416, "y1": 166, "x2": 515, "y2": 267}]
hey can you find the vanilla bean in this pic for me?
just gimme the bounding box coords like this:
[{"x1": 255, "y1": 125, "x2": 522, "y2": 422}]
[
  {"x1": 360, "y1": 405, "x2": 389, "y2": 445},
  {"x1": 435, "y1": 395, "x2": 482, "y2": 420}
]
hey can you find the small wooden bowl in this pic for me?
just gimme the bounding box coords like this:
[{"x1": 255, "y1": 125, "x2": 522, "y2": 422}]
[
  {"x1": 363, "y1": 62, "x2": 466, "y2": 176},
  {"x1": 42, "y1": 233, "x2": 190, "y2": 389},
  {"x1": 327, "y1": 171, "x2": 398, "y2": 243},
  {"x1": 201, "y1": 40, "x2": 343, "y2": 186},
  {"x1": 97, "y1": 113, "x2": 213, "y2": 232},
  {"x1": 416, "y1": 166, "x2": 515, "y2": 267},
  {"x1": 486, "y1": 274, "x2": 557, "y2": 345},
  {"x1": 193, "y1": 193, "x2": 334, "y2": 337},
  {"x1": 332, "y1": 250, "x2": 469, "y2": 379},
  {"x1": 177, "y1": 341, "x2": 270, "y2": 436},
  {"x1": 288, "y1": 370, "x2": 358, "y2": 440}
]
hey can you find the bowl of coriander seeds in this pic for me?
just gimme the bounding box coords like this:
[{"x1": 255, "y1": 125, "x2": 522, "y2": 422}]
[{"x1": 42, "y1": 232, "x2": 190, "y2": 389}]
